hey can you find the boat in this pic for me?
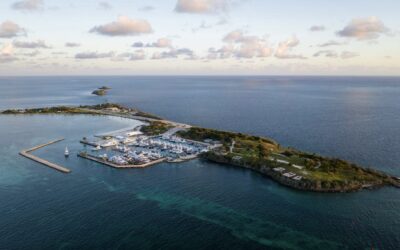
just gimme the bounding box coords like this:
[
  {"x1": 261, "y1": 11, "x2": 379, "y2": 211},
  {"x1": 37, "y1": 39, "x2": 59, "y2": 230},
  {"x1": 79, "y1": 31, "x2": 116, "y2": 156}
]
[
  {"x1": 64, "y1": 147, "x2": 69, "y2": 157},
  {"x1": 92, "y1": 145, "x2": 102, "y2": 151}
]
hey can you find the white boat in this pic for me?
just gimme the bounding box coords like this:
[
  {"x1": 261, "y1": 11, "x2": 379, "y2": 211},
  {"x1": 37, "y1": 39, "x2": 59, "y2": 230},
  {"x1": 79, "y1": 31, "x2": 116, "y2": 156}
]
[{"x1": 64, "y1": 147, "x2": 69, "y2": 157}]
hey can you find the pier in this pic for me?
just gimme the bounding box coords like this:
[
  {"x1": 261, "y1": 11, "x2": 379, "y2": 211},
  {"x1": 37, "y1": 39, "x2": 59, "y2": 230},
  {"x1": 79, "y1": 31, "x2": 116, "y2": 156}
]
[
  {"x1": 19, "y1": 139, "x2": 71, "y2": 173},
  {"x1": 78, "y1": 153, "x2": 165, "y2": 169}
]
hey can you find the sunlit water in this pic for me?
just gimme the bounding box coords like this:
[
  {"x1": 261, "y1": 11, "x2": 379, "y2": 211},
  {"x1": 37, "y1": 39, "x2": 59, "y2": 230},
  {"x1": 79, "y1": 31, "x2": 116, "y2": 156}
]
[{"x1": 0, "y1": 76, "x2": 399, "y2": 249}]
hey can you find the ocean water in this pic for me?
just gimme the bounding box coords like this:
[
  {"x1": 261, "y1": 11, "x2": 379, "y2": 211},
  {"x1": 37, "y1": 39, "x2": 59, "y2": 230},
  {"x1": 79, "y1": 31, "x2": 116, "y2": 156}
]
[{"x1": 0, "y1": 76, "x2": 400, "y2": 249}]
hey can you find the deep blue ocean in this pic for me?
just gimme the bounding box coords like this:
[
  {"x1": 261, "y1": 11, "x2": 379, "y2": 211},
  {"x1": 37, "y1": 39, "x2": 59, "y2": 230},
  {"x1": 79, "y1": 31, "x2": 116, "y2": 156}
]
[{"x1": 0, "y1": 76, "x2": 399, "y2": 249}]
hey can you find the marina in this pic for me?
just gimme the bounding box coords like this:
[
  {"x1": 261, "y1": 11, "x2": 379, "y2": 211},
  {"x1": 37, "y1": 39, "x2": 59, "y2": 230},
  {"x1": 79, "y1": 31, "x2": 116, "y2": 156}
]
[
  {"x1": 78, "y1": 153, "x2": 165, "y2": 168},
  {"x1": 19, "y1": 139, "x2": 71, "y2": 173},
  {"x1": 79, "y1": 125, "x2": 213, "y2": 169}
]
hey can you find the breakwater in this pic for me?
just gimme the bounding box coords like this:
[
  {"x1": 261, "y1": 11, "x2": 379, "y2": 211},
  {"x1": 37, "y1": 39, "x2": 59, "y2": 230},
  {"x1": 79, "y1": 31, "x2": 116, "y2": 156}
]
[{"x1": 19, "y1": 139, "x2": 71, "y2": 173}]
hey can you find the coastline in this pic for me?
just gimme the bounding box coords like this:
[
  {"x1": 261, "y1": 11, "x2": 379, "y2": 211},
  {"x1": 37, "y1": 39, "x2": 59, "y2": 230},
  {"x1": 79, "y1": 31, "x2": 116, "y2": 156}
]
[{"x1": 2, "y1": 103, "x2": 400, "y2": 193}]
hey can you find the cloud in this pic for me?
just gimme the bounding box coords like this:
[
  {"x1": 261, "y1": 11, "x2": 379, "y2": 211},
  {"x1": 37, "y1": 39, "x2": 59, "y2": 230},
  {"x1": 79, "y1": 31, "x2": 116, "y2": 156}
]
[
  {"x1": 139, "y1": 6, "x2": 155, "y2": 11},
  {"x1": 90, "y1": 16, "x2": 153, "y2": 36},
  {"x1": 129, "y1": 50, "x2": 146, "y2": 60},
  {"x1": 310, "y1": 25, "x2": 325, "y2": 32},
  {"x1": 150, "y1": 38, "x2": 172, "y2": 48},
  {"x1": 337, "y1": 17, "x2": 388, "y2": 40},
  {"x1": 0, "y1": 21, "x2": 26, "y2": 38},
  {"x1": 175, "y1": 0, "x2": 229, "y2": 14},
  {"x1": 209, "y1": 30, "x2": 273, "y2": 59},
  {"x1": 152, "y1": 48, "x2": 194, "y2": 59},
  {"x1": 223, "y1": 30, "x2": 243, "y2": 42},
  {"x1": 133, "y1": 38, "x2": 172, "y2": 48},
  {"x1": 313, "y1": 50, "x2": 338, "y2": 58},
  {"x1": 114, "y1": 50, "x2": 146, "y2": 61},
  {"x1": 75, "y1": 51, "x2": 114, "y2": 59},
  {"x1": 275, "y1": 36, "x2": 306, "y2": 59},
  {"x1": 0, "y1": 43, "x2": 18, "y2": 63},
  {"x1": 19, "y1": 50, "x2": 40, "y2": 57},
  {"x1": 132, "y1": 42, "x2": 144, "y2": 48},
  {"x1": 11, "y1": 0, "x2": 43, "y2": 11},
  {"x1": 313, "y1": 50, "x2": 359, "y2": 59},
  {"x1": 65, "y1": 42, "x2": 80, "y2": 47},
  {"x1": 318, "y1": 40, "x2": 345, "y2": 47},
  {"x1": 98, "y1": 2, "x2": 112, "y2": 10},
  {"x1": 1, "y1": 43, "x2": 14, "y2": 56},
  {"x1": 340, "y1": 51, "x2": 359, "y2": 59},
  {"x1": 0, "y1": 55, "x2": 17, "y2": 63},
  {"x1": 13, "y1": 40, "x2": 51, "y2": 49}
]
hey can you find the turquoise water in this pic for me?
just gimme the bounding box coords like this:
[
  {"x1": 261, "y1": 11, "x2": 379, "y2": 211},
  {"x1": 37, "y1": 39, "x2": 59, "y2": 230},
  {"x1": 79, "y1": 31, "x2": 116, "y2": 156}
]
[{"x1": 1, "y1": 76, "x2": 400, "y2": 249}]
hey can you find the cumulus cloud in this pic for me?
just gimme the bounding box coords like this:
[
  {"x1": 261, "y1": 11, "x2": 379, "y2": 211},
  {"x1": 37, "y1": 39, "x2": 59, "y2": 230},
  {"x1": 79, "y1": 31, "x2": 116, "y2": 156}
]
[
  {"x1": 0, "y1": 43, "x2": 18, "y2": 63},
  {"x1": 11, "y1": 0, "x2": 43, "y2": 11},
  {"x1": 75, "y1": 51, "x2": 114, "y2": 59},
  {"x1": 132, "y1": 38, "x2": 172, "y2": 48},
  {"x1": 90, "y1": 16, "x2": 153, "y2": 36},
  {"x1": 1, "y1": 43, "x2": 14, "y2": 56},
  {"x1": 129, "y1": 50, "x2": 146, "y2": 60},
  {"x1": 152, "y1": 48, "x2": 194, "y2": 60},
  {"x1": 310, "y1": 25, "x2": 325, "y2": 32},
  {"x1": 0, "y1": 21, "x2": 25, "y2": 38},
  {"x1": 223, "y1": 30, "x2": 243, "y2": 42},
  {"x1": 150, "y1": 38, "x2": 172, "y2": 47},
  {"x1": 65, "y1": 42, "x2": 80, "y2": 47},
  {"x1": 209, "y1": 30, "x2": 273, "y2": 59},
  {"x1": 113, "y1": 50, "x2": 146, "y2": 61},
  {"x1": 275, "y1": 36, "x2": 306, "y2": 59},
  {"x1": 337, "y1": 17, "x2": 389, "y2": 40},
  {"x1": 318, "y1": 40, "x2": 345, "y2": 47},
  {"x1": 13, "y1": 40, "x2": 51, "y2": 49},
  {"x1": 175, "y1": 0, "x2": 231, "y2": 14}
]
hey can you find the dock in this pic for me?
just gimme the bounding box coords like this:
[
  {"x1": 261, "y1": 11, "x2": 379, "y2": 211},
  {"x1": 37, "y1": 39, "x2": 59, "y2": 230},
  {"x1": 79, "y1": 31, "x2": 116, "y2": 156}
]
[
  {"x1": 77, "y1": 153, "x2": 165, "y2": 169},
  {"x1": 19, "y1": 139, "x2": 71, "y2": 173},
  {"x1": 80, "y1": 140, "x2": 98, "y2": 147}
]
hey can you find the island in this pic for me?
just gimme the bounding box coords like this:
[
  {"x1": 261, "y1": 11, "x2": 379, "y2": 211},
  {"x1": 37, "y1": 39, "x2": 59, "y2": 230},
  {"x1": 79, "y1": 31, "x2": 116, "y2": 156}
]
[
  {"x1": 2, "y1": 103, "x2": 400, "y2": 193},
  {"x1": 92, "y1": 86, "x2": 111, "y2": 96}
]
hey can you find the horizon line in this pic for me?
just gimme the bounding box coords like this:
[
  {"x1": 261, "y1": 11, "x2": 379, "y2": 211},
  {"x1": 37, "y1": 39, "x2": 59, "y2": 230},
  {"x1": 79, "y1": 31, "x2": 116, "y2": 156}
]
[{"x1": 0, "y1": 74, "x2": 400, "y2": 78}]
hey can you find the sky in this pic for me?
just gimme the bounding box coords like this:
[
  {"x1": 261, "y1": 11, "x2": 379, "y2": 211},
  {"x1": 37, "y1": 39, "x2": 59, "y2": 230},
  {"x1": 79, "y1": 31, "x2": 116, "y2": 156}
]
[{"x1": 0, "y1": 0, "x2": 399, "y2": 76}]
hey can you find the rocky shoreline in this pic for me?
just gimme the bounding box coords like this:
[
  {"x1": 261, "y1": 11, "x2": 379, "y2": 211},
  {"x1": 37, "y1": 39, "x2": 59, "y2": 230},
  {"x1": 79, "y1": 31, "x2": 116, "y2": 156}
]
[
  {"x1": 203, "y1": 151, "x2": 399, "y2": 193},
  {"x1": 2, "y1": 103, "x2": 400, "y2": 193}
]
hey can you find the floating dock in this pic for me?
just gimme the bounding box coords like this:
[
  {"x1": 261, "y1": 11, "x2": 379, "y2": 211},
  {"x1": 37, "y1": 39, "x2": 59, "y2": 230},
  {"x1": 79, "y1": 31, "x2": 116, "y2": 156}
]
[{"x1": 19, "y1": 139, "x2": 71, "y2": 173}]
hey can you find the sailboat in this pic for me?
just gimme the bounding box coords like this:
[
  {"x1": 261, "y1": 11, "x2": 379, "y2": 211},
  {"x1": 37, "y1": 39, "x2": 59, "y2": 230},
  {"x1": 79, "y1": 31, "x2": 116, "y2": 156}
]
[{"x1": 64, "y1": 147, "x2": 69, "y2": 157}]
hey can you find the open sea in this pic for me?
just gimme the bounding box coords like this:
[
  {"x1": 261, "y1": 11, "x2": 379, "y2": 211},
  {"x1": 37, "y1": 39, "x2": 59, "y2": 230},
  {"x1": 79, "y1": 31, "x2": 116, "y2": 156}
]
[{"x1": 0, "y1": 76, "x2": 399, "y2": 249}]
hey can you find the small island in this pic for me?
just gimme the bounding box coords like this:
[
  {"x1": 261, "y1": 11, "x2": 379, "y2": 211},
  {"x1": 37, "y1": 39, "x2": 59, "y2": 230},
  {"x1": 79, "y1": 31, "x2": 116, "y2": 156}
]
[
  {"x1": 92, "y1": 86, "x2": 111, "y2": 96},
  {"x1": 2, "y1": 103, "x2": 400, "y2": 193}
]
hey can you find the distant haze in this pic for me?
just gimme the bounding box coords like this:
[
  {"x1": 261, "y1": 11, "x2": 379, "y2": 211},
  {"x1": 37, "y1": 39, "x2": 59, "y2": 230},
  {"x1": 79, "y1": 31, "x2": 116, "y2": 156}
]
[{"x1": 0, "y1": 0, "x2": 399, "y2": 76}]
